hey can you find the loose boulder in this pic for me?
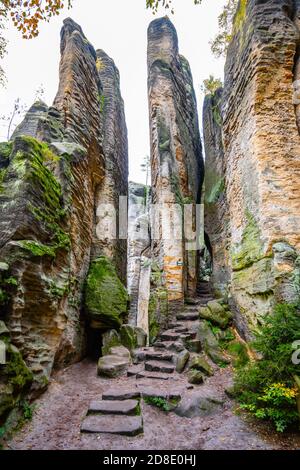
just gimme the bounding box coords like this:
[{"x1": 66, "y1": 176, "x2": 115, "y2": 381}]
[
  {"x1": 97, "y1": 355, "x2": 130, "y2": 378},
  {"x1": 187, "y1": 370, "x2": 205, "y2": 385},
  {"x1": 85, "y1": 256, "x2": 128, "y2": 330},
  {"x1": 197, "y1": 321, "x2": 230, "y2": 366},
  {"x1": 199, "y1": 301, "x2": 232, "y2": 329},
  {"x1": 120, "y1": 324, "x2": 147, "y2": 351},
  {"x1": 101, "y1": 329, "x2": 122, "y2": 356},
  {"x1": 188, "y1": 355, "x2": 214, "y2": 377},
  {"x1": 108, "y1": 346, "x2": 131, "y2": 361},
  {"x1": 175, "y1": 392, "x2": 224, "y2": 418},
  {"x1": 175, "y1": 349, "x2": 190, "y2": 373}
]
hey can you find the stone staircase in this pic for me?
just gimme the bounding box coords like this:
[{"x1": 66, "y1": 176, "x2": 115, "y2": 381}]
[
  {"x1": 81, "y1": 391, "x2": 143, "y2": 436},
  {"x1": 81, "y1": 293, "x2": 232, "y2": 437}
]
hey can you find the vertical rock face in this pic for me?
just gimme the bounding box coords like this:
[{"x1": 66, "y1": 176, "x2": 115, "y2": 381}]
[
  {"x1": 147, "y1": 17, "x2": 204, "y2": 312},
  {"x1": 93, "y1": 50, "x2": 128, "y2": 284},
  {"x1": 205, "y1": 0, "x2": 300, "y2": 336},
  {"x1": 127, "y1": 182, "x2": 150, "y2": 326},
  {"x1": 0, "y1": 18, "x2": 128, "y2": 422},
  {"x1": 203, "y1": 89, "x2": 230, "y2": 297}
]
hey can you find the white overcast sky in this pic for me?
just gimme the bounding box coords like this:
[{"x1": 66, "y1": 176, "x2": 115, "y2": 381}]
[{"x1": 0, "y1": 0, "x2": 226, "y2": 184}]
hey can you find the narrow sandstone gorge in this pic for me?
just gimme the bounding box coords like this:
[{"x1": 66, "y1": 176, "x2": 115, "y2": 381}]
[
  {"x1": 147, "y1": 17, "x2": 204, "y2": 333},
  {"x1": 0, "y1": 2, "x2": 300, "y2": 448},
  {"x1": 203, "y1": 88, "x2": 230, "y2": 299}
]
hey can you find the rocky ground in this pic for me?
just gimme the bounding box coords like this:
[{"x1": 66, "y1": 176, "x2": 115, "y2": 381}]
[{"x1": 4, "y1": 358, "x2": 300, "y2": 451}]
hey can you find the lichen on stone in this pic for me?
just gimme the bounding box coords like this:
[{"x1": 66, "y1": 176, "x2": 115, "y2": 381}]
[
  {"x1": 84, "y1": 256, "x2": 128, "y2": 330},
  {"x1": 231, "y1": 210, "x2": 266, "y2": 271},
  {"x1": 205, "y1": 172, "x2": 225, "y2": 205}
]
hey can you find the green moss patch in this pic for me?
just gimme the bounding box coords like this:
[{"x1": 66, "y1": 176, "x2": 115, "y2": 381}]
[
  {"x1": 84, "y1": 256, "x2": 128, "y2": 330},
  {"x1": 231, "y1": 210, "x2": 266, "y2": 271},
  {"x1": 4, "y1": 136, "x2": 71, "y2": 258}
]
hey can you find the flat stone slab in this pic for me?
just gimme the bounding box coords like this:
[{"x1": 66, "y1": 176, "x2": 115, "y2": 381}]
[
  {"x1": 140, "y1": 388, "x2": 182, "y2": 401},
  {"x1": 145, "y1": 351, "x2": 174, "y2": 362},
  {"x1": 127, "y1": 365, "x2": 143, "y2": 377},
  {"x1": 153, "y1": 341, "x2": 168, "y2": 349},
  {"x1": 81, "y1": 414, "x2": 143, "y2": 436},
  {"x1": 136, "y1": 371, "x2": 171, "y2": 381},
  {"x1": 176, "y1": 312, "x2": 199, "y2": 321},
  {"x1": 173, "y1": 326, "x2": 189, "y2": 333},
  {"x1": 160, "y1": 331, "x2": 181, "y2": 341},
  {"x1": 102, "y1": 389, "x2": 141, "y2": 401},
  {"x1": 145, "y1": 360, "x2": 175, "y2": 374},
  {"x1": 88, "y1": 399, "x2": 139, "y2": 415}
]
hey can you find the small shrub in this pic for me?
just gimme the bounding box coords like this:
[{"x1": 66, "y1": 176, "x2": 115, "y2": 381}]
[
  {"x1": 144, "y1": 396, "x2": 170, "y2": 412},
  {"x1": 240, "y1": 383, "x2": 299, "y2": 433},
  {"x1": 234, "y1": 303, "x2": 300, "y2": 432},
  {"x1": 20, "y1": 400, "x2": 35, "y2": 421}
]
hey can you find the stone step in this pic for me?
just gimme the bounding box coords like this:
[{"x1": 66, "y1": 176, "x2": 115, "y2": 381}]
[
  {"x1": 154, "y1": 341, "x2": 185, "y2": 353},
  {"x1": 154, "y1": 341, "x2": 168, "y2": 349},
  {"x1": 88, "y1": 399, "x2": 139, "y2": 416},
  {"x1": 136, "y1": 370, "x2": 172, "y2": 380},
  {"x1": 145, "y1": 360, "x2": 175, "y2": 374},
  {"x1": 140, "y1": 389, "x2": 182, "y2": 401},
  {"x1": 102, "y1": 389, "x2": 141, "y2": 401},
  {"x1": 180, "y1": 331, "x2": 197, "y2": 341},
  {"x1": 81, "y1": 415, "x2": 143, "y2": 436},
  {"x1": 168, "y1": 322, "x2": 184, "y2": 329},
  {"x1": 127, "y1": 365, "x2": 144, "y2": 377},
  {"x1": 145, "y1": 351, "x2": 174, "y2": 362},
  {"x1": 160, "y1": 331, "x2": 181, "y2": 341},
  {"x1": 133, "y1": 348, "x2": 174, "y2": 362},
  {"x1": 173, "y1": 326, "x2": 189, "y2": 333},
  {"x1": 176, "y1": 312, "x2": 199, "y2": 321},
  {"x1": 183, "y1": 304, "x2": 200, "y2": 311}
]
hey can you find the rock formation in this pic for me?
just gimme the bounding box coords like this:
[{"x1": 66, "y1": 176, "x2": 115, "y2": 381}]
[
  {"x1": 147, "y1": 17, "x2": 204, "y2": 326},
  {"x1": 92, "y1": 49, "x2": 128, "y2": 284},
  {"x1": 203, "y1": 0, "x2": 300, "y2": 337},
  {"x1": 203, "y1": 89, "x2": 230, "y2": 297},
  {"x1": 0, "y1": 18, "x2": 128, "y2": 423},
  {"x1": 127, "y1": 182, "x2": 151, "y2": 332}
]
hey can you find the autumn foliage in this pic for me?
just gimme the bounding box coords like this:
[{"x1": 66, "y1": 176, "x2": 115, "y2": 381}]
[{"x1": 1, "y1": 0, "x2": 71, "y2": 39}]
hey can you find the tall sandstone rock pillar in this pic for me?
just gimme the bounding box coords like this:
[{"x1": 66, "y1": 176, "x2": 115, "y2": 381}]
[
  {"x1": 204, "y1": 0, "x2": 300, "y2": 337},
  {"x1": 203, "y1": 88, "x2": 230, "y2": 298},
  {"x1": 92, "y1": 50, "x2": 128, "y2": 284},
  {"x1": 147, "y1": 17, "x2": 204, "y2": 314},
  {"x1": 0, "y1": 18, "x2": 128, "y2": 421}
]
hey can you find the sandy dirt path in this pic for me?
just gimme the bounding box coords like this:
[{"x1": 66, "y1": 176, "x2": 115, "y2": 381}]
[{"x1": 4, "y1": 359, "x2": 300, "y2": 451}]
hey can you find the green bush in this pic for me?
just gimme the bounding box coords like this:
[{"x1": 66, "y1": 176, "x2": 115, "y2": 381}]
[{"x1": 234, "y1": 303, "x2": 300, "y2": 432}]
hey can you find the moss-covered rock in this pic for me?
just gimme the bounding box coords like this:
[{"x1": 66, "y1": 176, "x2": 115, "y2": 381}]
[
  {"x1": 175, "y1": 349, "x2": 190, "y2": 373},
  {"x1": 84, "y1": 256, "x2": 128, "y2": 330},
  {"x1": 189, "y1": 355, "x2": 214, "y2": 377},
  {"x1": 101, "y1": 329, "x2": 122, "y2": 356},
  {"x1": 197, "y1": 320, "x2": 230, "y2": 367},
  {"x1": 148, "y1": 280, "x2": 169, "y2": 345},
  {"x1": 0, "y1": 341, "x2": 33, "y2": 422},
  {"x1": 187, "y1": 370, "x2": 204, "y2": 385},
  {"x1": 199, "y1": 301, "x2": 232, "y2": 329}
]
